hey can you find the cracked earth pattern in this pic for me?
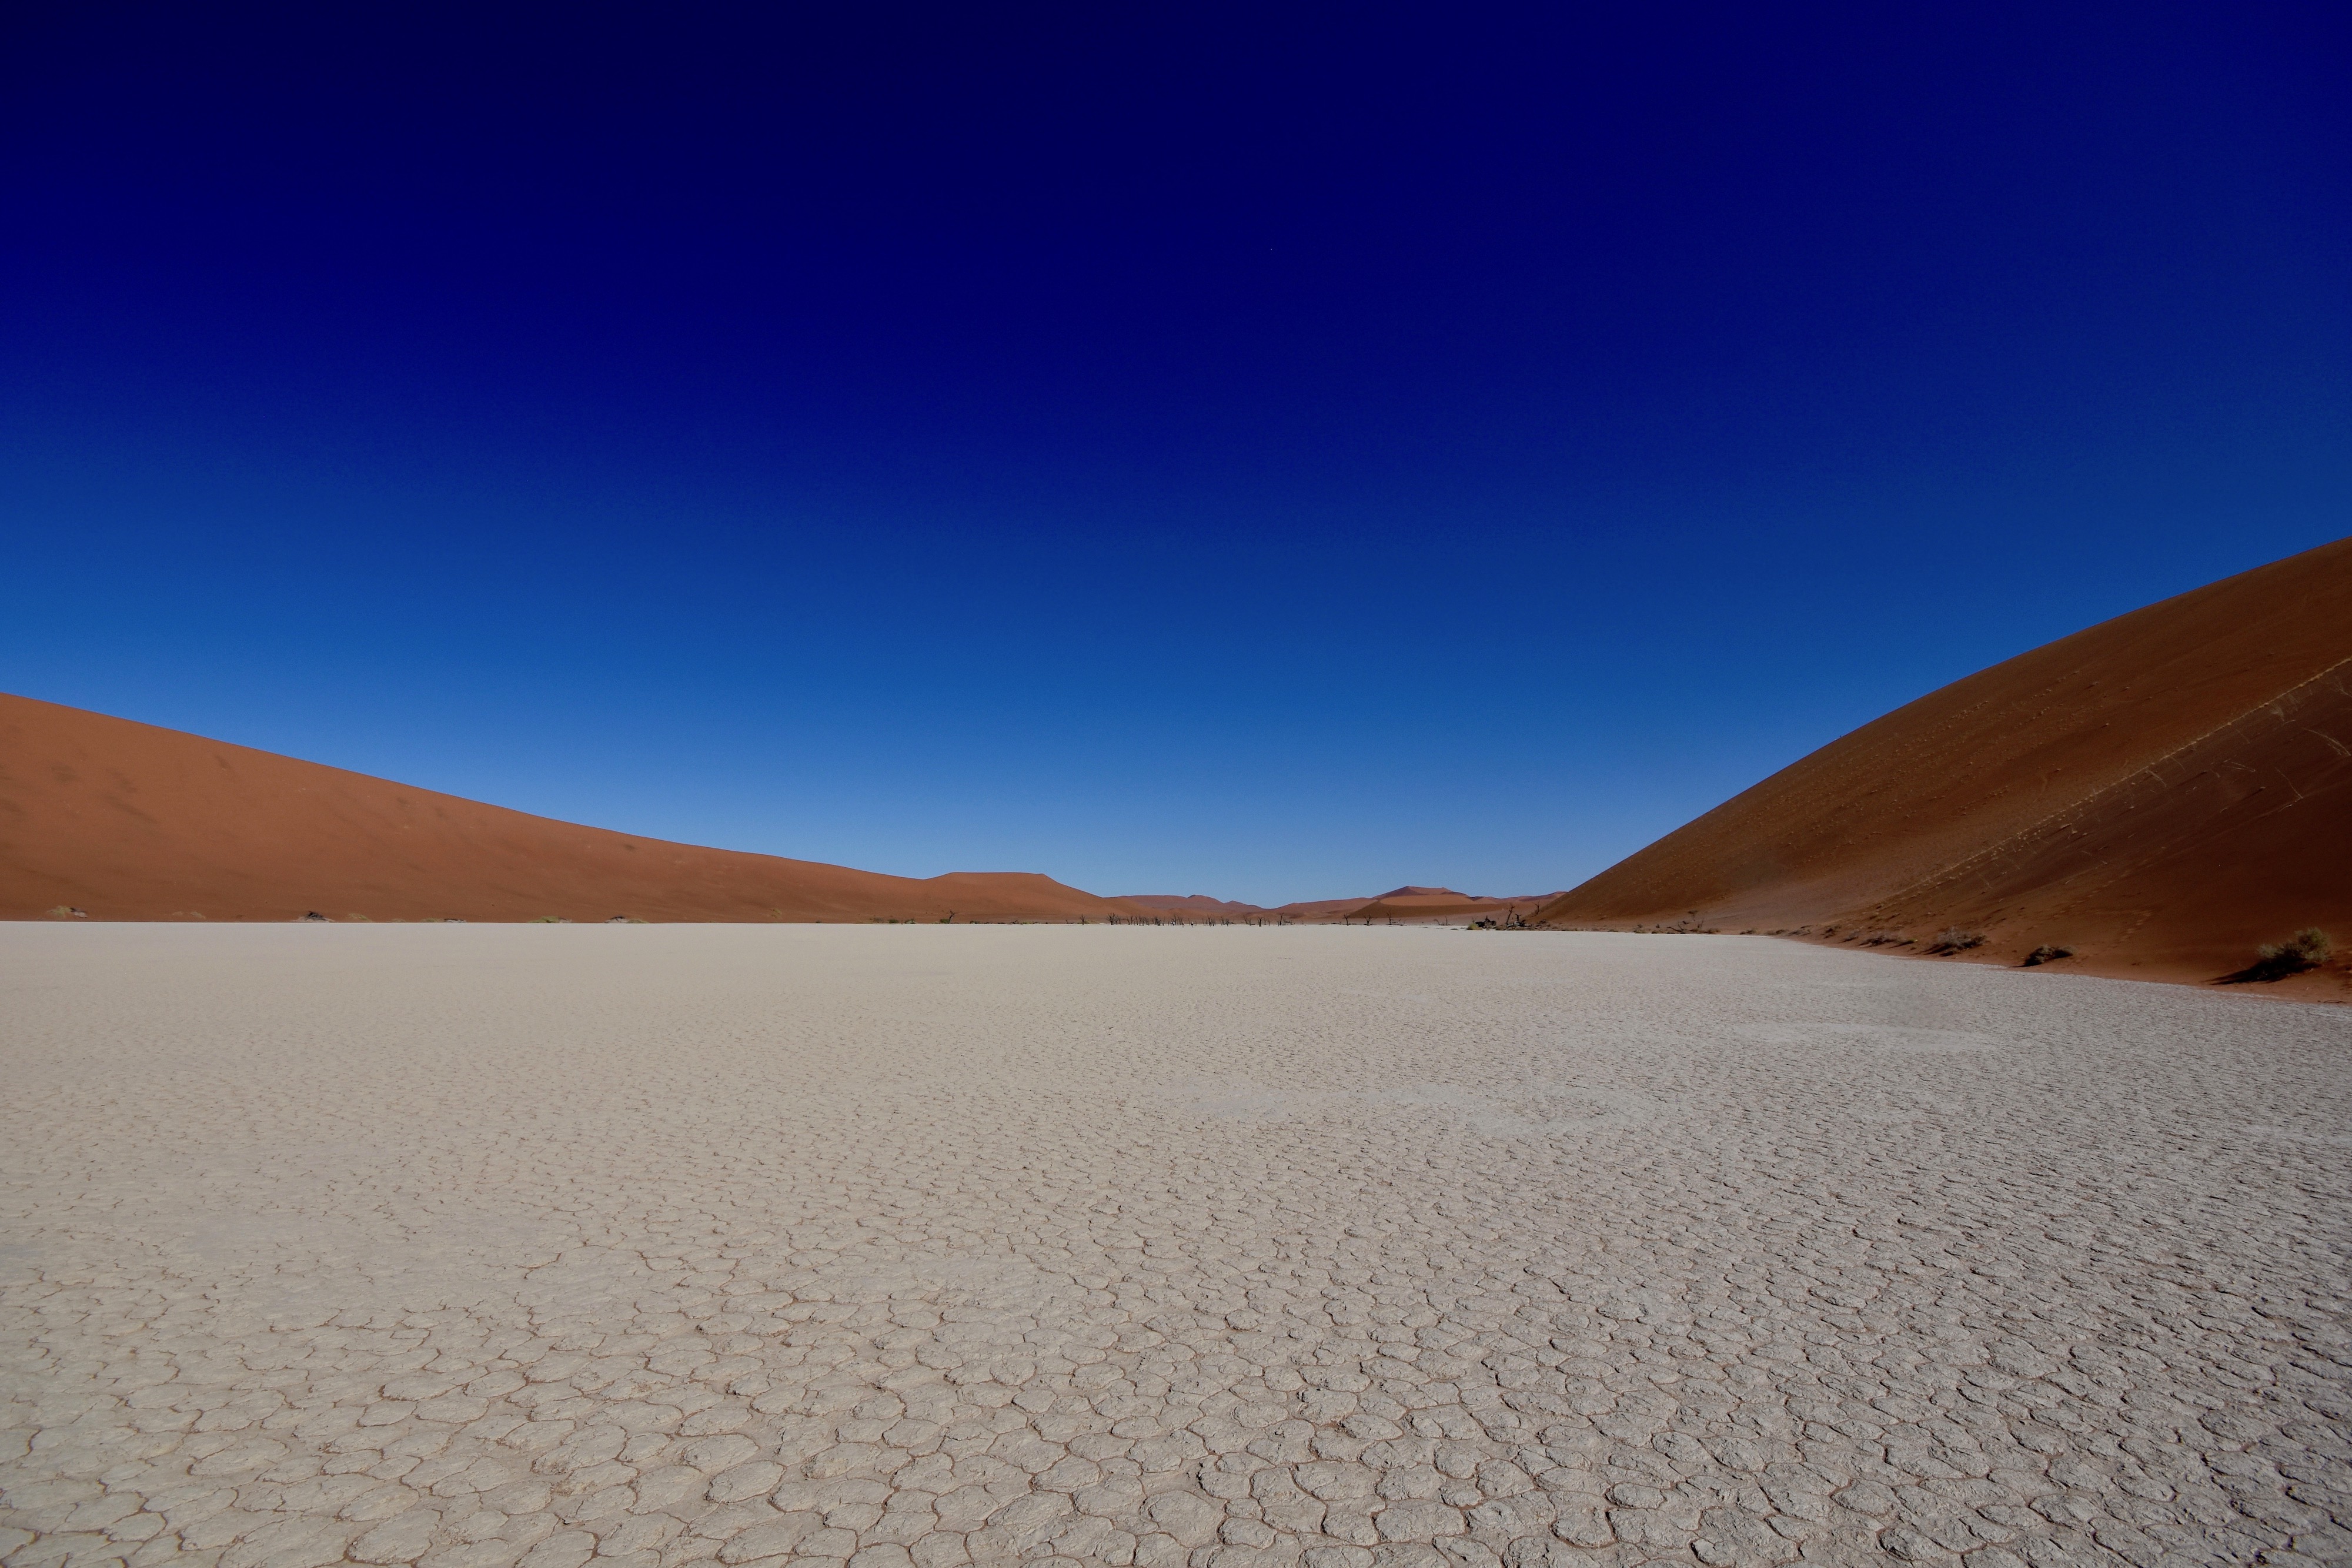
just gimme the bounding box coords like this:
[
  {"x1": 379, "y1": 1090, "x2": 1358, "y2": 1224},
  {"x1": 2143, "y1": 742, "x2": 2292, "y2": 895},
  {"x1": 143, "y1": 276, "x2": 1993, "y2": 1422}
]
[{"x1": 3, "y1": 925, "x2": 2350, "y2": 1568}]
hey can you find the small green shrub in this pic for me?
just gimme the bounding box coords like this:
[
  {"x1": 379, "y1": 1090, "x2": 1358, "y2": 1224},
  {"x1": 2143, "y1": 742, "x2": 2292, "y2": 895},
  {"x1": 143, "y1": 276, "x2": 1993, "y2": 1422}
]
[
  {"x1": 2022, "y1": 945, "x2": 2073, "y2": 967},
  {"x1": 2253, "y1": 928, "x2": 2333, "y2": 977},
  {"x1": 1926, "y1": 929, "x2": 1984, "y2": 955},
  {"x1": 2221, "y1": 928, "x2": 2333, "y2": 983}
]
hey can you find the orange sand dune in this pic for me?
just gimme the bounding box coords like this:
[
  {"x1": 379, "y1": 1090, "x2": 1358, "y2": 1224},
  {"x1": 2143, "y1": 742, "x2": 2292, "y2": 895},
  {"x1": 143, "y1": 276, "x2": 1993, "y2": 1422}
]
[
  {"x1": 1344, "y1": 886, "x2": 1565, "y2": 923},
  {"x1": 1536, "y1": 538, "x2": 2352, "y2": 995},
  {"x1": 1118, "y1": 894, "x2": 1269, "y2": 918},
  {"x1": 1262, "y1": 896, "x2": 1375, "y2": 921},
  {"x1": 1123, "y1": 894, "x2": 1378, "y2": 922},
  {"x1": 1117, "y1": 889, "x2": 1563, "y2": 924},
  {"x1": 1122, "y1": 893, "x2": 1381, "y2": 922},
  {"x1": 0, "y1": 695, "x2": 1161, "y2": 924},
  {"x1": 1217, "y1": 888, "x2": 1566, "y2": 924},
  {"x1": 1118, "y1": 893, "x2": 1386, "y2": 922}
]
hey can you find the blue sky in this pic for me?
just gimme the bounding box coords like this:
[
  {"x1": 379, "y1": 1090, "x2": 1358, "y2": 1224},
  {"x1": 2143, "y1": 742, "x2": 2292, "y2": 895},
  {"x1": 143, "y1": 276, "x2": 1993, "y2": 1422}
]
[{"x1": 4, "y1": 2, "x2": 2346, "y2": 904}]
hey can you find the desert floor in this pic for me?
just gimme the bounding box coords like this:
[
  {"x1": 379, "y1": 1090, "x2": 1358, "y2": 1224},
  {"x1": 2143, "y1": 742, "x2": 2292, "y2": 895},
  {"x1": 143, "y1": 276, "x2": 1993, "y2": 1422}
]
[{"x1": 3, "y1": 927, "x2": 2348, "y2": 1568}]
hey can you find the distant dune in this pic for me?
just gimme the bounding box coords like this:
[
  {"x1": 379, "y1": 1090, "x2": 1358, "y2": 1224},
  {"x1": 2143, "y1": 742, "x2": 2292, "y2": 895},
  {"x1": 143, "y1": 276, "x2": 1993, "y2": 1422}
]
[
  {"x1": 1116, "y1": 888, "x2": 1562, "y2": 924},
  {"x1": 1535, "y1": 538, "x2": 2352, "y2": 991},
  {"x1": 0, "y1": 695, "x2": 1161, "y2": 924},
  {"x1": 1260, "y1": 896, "x2": 1375, "y2": 921},
  {"x1": 1118, "y1": 894, "x2": 1268, "y2": 918},
  {"x1": 1118, "y1": 893, "x2": 1362, "y2": 921},
  {"x1": 1342, "y1": 886, "x2": 1564, "y2": 923}
]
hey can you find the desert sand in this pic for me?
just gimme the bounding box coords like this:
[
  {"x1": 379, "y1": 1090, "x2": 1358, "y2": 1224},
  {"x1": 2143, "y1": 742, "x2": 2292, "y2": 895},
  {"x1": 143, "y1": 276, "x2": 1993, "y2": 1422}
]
[
  {"x1": 1537, "y1": 536, "x2": 2352, "y2": 990},
  {"x1": 0, "y1": 696, "x2": 1154, "y2": 927},
  {"x1": 5, "y1": 924, "x2": 2347, "y2": 1568}
]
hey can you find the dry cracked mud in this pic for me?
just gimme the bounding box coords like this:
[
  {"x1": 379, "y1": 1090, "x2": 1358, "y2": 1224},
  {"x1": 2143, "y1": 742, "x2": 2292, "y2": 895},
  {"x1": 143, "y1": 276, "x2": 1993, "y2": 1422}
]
[{"x1": 3, "y1": 925, "x2": 2348, "y2": 1568}]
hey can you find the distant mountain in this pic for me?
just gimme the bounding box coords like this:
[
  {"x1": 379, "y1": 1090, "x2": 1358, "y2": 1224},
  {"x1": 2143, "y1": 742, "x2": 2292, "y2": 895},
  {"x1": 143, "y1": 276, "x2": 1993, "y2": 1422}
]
[
  {"x1": 1536, "y1": 537, "x2": 2352, "y2": 990},
  {"x1": 0, "y1": 696, "x2": 1162, "y2": 925}
]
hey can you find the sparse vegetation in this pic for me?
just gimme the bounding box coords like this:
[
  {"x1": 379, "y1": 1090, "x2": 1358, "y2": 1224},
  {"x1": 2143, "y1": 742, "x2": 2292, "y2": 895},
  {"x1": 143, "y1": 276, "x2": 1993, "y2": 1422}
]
[
  {"x1": 1926, "y1": 929, "x2": 1985, "y2": 954},
  {"x1": 299, "y1": 911, "x2": 330, "y2": 922},
  {"x1": 2022, "y1": 945, "x2": 2073, "y2": 967},
  {"x1": 2228, "y1": 927, "x2": 2334, "y2": 983},
  {"x1": 530, "y1": 915, "x2": 572, "y2": 924},
  {"x1": 47, "y1": 904, "x2": 88, "y2": 919},
  {"x1": 2267, "y1": 927, "x2": 2332, "y2": 967}
]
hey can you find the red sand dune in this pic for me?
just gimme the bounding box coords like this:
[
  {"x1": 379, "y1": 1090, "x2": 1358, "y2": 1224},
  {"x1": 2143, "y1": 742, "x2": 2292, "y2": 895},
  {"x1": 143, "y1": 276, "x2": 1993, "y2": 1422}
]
[
  {"x1": 1117, "y1": 894, "x2": 1379, "y2": 922},
  {"x1": 1117, "y1": 890, "x2": 1563, "y2": 924},
  {"x1": 1535, "y1": 537, "x2": 2352, "y2": 996},
  {"x1": 1118, "y1": 894, "x2": 1366, "y2": 922},
  {"x1": 1118, "y1": 894, "x2": 1270, "y2": 919},
  {"x1": 0, "y1": 695, "x2": 1161, "y2": 924},
  {"x1": 1228, "y1": 888, "x2": 1566, "y2": 924},
  {"x1": 1340, "y1": 886, "x2": 1565, "y2": 923},
  {"x1": 1260, "y1": 896, "x2": 1376, "y2": 921}
]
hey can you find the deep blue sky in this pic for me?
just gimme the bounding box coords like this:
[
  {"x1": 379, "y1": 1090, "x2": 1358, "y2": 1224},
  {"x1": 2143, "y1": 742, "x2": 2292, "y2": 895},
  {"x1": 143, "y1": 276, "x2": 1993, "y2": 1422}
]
[{"x1": 5, "y1": 3, "x2": 2346, "y2": 903}]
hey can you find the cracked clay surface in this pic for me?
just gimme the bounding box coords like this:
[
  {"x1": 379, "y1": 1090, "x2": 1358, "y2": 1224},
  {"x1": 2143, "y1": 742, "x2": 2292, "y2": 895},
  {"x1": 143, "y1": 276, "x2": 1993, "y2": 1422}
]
[{"x1": 2, "y1": 924, "x2": 2348, "y2": 1568}]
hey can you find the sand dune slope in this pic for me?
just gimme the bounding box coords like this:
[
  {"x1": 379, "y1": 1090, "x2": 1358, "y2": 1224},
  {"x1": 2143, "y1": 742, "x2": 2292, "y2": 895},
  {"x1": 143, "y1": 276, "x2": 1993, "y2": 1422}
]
[
  {"x1": 1536, "y1": 537, "x2": 2352, "y2": 987},
  {"x1": 0, "y1": 694, "x2": 1154, "y2": 923}
]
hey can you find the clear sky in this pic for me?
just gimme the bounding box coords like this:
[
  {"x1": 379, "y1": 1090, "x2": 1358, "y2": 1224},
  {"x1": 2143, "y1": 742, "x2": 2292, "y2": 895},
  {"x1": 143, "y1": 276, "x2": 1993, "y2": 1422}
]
[{"x1": 5, "y1": 3, "x2": 2346, "y2": 905}]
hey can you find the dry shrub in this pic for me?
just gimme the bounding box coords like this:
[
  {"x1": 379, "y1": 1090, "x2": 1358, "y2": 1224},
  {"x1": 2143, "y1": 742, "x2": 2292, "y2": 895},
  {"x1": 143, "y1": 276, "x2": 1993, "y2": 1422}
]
[{"x1": 2253, "y1": 928, "x2": 2333, "y2": 977}]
